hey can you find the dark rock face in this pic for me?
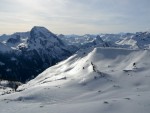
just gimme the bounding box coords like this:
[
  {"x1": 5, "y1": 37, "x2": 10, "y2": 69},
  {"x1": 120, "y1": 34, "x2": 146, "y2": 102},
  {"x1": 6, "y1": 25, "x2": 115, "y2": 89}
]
[
  {"x1": 0, "y1": 51, "x2": 51, "y2": 82},
  {"x1": 7, "y1": 35, "x2": 21, "y2": 44},
  {"x1": 0, "y1": 26, "x2": 77, "y2": 83}
]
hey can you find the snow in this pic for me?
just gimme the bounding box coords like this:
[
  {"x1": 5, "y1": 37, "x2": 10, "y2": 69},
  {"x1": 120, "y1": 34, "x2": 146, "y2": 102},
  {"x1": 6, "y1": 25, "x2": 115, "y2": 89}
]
[
  {"x1": 1, "y1": 27, "x2": 150, "y2": 112},
  {"x1": 6, "y1": 37, "x2": 28, "y2": 50},
  {"x1": 10, "y1": 57, "x2": 17, "y2": 61},
  {"x1": 6, "y1": 69, "x2": 11, "y2": 72},
  {"x1": 60, "y1": 32, "x2": 150, "y2": 50},
  {"x1": 0, "y1": 42, "x2": 12, "y2": 52},
  {"x1": 0, "y1": 47, "x2": 150, "y2": 113},
  {"x1": 1, "y1": 28, "x2": 150, "y2": 53},
  {"x1": 59, "y1": 34, "x2": 106, "y2": 47},
  {"x1": 0, "y1": 61, "x2": 5, "y2": 66}
]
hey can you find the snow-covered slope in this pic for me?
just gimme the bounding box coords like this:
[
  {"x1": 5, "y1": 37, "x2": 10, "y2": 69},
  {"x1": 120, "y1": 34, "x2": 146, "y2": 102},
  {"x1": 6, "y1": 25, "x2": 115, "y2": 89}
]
[
  {"x1": 1, "y1": 47, "x2": 150, "y2": 113},
  {"x1": 20, "y1": 47, "x2": 150, "y2": 89},
  {"x1": 1, "y1": 29, "x2": 150, "y2": 82},
  {"x1": 0, "y1": 80, "x2": 21, "y2": 95},
  {"x1": 0, "y1": 42, "x2": 12, "y2": 52},
  {"x1": 116, "y1": 32, "x2": 150, "y2": 49}
]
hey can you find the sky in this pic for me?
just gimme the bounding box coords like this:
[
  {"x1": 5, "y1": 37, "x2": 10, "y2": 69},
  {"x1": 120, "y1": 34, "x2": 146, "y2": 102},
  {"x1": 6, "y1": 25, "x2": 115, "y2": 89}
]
[{"x1": 0, "y1": 0, "x2": 150, "y2": 35}]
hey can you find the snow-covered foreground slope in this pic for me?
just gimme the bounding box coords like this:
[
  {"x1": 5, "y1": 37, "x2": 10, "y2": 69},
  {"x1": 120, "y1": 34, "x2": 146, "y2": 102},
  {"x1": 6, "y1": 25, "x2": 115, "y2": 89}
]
[{"x1": 1, "y1": 47, "x2": 150, "y2": 113}]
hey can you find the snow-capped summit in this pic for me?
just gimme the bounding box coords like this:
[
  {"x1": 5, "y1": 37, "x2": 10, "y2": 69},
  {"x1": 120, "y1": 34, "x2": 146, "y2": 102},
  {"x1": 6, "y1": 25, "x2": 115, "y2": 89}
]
[
  {"x1": 30, "y1": 26, "x2": 57, "y2": 40},
  {"x1": 29, "y1": 26, "x2": 66, "y2": 49},
  {"x1": 92, "y1": 35, "x2": 106, "y2": 45},
  {"x1": 0, "y1": 26, "x2": 76, "y2": 82}
]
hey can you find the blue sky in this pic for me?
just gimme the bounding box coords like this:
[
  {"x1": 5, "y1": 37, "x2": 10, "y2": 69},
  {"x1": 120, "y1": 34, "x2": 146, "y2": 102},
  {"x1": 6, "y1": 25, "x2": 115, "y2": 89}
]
[{"x1": 0, "y1": 0, "x2": 150, "y2": 34}]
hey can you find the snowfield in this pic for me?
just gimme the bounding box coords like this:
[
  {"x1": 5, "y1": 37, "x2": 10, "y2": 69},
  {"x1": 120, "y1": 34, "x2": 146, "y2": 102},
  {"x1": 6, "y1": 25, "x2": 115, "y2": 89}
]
[{"x1": 1, "y1": 47, "x2": 150, "y2": 113}]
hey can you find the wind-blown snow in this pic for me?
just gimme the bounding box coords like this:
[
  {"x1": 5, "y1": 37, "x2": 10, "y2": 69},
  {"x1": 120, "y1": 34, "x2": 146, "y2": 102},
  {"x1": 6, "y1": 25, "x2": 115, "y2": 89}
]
[{"x1": 0, "y1": 47, "x2": 150, "y2": 113}]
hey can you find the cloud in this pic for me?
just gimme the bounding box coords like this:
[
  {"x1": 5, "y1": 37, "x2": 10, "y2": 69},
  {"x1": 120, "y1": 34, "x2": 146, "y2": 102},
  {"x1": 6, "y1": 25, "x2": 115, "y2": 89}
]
[{"x1": 0, "y1": 0, "x2": 150, "y2": 34}]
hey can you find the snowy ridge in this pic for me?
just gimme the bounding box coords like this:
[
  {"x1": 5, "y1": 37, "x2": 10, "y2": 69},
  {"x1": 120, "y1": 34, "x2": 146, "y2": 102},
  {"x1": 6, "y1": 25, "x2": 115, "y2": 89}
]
[
  {"x1": 59, "y1": 32, "x2": 150, "y2": 49},
  {"x1": 19, "y1": 47, "x2": 149, "y2": 89},
  {"x1": 1, "y1": 27, "x2": 150, "y2": 112},
  {"x1": 1, "y1": 47, "x2": 150, "y2": 113},
  {"x1": 117, "y1": 32, "x2": 150, "y2": 49},
  {"x1": 1, "y1": 30, "x2": 150, "y2": 52},
  {"x1": 0, "y1": 32, "x2": 29, "y2": 51},
  {"x1": 59, "y1": 34, "x2": 112, "y2": 48}
]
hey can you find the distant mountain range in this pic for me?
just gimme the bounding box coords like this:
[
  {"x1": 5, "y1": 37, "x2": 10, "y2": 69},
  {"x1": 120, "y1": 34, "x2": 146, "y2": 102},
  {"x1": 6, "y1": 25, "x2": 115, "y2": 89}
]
[
  {"x1": 58, "y1": 31, "x2": 150, "y2": 49},
  {"x1": 0, "y1": 26, "x2": 150, "y2": 83},
  {"x1": 1, "y1": 27, "x2": 150, "y2": 113}
]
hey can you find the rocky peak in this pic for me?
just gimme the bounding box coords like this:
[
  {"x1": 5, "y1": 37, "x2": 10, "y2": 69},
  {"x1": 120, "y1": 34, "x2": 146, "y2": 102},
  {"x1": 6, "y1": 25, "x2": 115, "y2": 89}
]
[
  {"x1": 30, "y1": 26, "x2": 55, "y2": 39},
  {"x1": 7, "y1": 35, "x2": 21, "y2": 44},
  {"x1": 28, "y1": 26, "x2": 65, "y2": 48},
  {"x1": 95, "y1": 35, "x2": 104, "y2": 42}
]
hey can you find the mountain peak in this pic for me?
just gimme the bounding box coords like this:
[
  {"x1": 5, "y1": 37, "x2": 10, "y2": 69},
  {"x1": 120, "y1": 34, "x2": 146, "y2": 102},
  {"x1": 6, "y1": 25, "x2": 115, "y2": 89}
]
[
  {"x1": 32, "y1": 26, "x2": 47, "y2": 29},
  {"x1": 31, "y1": 26, "x2": 50, "y2": 33},
  {"x1": 30, "y1": 26, "x2": 57, "y2": 40},
  {"x1": 95, "y1": 35, "x2": 104, "y2": 42}
]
